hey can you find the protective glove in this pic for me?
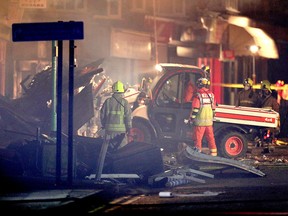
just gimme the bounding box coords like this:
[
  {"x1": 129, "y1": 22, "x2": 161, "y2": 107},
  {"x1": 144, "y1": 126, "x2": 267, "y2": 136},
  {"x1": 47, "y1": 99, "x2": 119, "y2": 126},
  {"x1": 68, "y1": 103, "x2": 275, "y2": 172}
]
[{"x1": 184, "y1": 118, "x2": 194, "y2": 127}]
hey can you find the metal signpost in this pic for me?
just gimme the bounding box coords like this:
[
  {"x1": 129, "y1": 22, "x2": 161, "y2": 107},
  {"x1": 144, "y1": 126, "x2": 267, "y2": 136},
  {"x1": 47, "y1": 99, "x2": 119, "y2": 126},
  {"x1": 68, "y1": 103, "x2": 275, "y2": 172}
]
[{"x1": 12, "y1": 21, "x2": 84, "y2": 186}]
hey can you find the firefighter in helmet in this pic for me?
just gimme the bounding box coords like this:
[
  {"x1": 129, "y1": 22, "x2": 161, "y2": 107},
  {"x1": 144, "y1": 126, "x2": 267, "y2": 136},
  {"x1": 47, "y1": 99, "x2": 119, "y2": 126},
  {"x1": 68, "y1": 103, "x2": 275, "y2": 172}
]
[
  {"x1": 100, "y1": 80, "x2": 132, "y2": 146},
  {"x1": 259, "y1": 80, "x2": 279, "y2": 112},
  {"x1": 235, "y1": 78, "x2": 260, "y2": 107},
  {"x1": 96, "y1": 81, "x2": 132, "y2": 181},
  {"x1": 189, "y1": 77, "x2": 217, "y2": 156}
]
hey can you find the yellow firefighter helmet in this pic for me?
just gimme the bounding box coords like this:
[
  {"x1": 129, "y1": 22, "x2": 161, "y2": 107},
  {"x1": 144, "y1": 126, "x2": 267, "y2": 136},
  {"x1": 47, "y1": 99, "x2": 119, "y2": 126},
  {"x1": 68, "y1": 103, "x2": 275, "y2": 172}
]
[
  {"x1": 243, "y1": 78, "x2": 253, "y2": 87},
  {"x1": 112, "y1": 81, "x2": 125, "y2": 93},
  {"x1": 261, "y1": 80, "x2": 272, "y2": 92}
]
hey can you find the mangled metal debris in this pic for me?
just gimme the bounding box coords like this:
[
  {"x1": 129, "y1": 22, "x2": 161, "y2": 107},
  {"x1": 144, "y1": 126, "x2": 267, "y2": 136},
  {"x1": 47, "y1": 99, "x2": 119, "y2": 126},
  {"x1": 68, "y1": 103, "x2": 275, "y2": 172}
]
[
  {"x1": 147, "y1": 145, "x2": 266, "y2": 188},
  {"x1": 0, "y1": 60, "x2": 105, "y2": 147},
  {"x1": 183, "y1": 146, "x2": 266, "y2": 177},
  {"x1": 148, "y1": 166, "x2": 214, "y2": 187}
]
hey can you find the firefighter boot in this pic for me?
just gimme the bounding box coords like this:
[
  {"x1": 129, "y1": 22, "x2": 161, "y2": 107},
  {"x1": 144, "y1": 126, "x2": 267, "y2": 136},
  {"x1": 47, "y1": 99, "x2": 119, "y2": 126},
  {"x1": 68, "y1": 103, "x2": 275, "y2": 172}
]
[{"x1": 210, "y1": 148, "x2": 217, "y2": 156}]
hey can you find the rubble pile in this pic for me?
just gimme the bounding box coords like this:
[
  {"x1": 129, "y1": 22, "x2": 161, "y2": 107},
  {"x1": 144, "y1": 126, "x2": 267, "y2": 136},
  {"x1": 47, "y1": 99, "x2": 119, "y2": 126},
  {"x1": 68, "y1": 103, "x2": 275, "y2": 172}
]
[{"x1": 245, "y1": 141, "x2": 288, "y2": 165}]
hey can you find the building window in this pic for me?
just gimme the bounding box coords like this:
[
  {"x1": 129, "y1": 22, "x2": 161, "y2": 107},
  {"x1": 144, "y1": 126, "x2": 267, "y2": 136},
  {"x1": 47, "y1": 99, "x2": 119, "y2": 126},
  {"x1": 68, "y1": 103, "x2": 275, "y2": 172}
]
[
  {"x1": 48, "y1": 0, "x2": 85, "y2": 10},
  {"x1": 93, "y1": 0, "x2": 122, "y2": 19},
  {"x1": 157, "y1": 0, "x2": 185, "y2": 17}
]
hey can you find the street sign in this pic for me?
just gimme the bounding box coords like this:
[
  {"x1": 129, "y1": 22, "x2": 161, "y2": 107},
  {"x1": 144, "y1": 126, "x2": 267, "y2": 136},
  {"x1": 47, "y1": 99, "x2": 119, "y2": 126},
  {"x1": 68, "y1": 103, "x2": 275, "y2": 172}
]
[{"x1": 12, "y1": 21, "x2": 84, "y2": 41}]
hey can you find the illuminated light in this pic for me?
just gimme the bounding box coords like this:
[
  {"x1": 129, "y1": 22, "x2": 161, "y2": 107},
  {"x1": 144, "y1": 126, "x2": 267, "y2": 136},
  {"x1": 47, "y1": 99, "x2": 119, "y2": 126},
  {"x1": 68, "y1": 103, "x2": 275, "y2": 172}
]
[
  {"x1": 246, "y1": 27, "x2": 278, "y2": 59},
  {"x1": 247, "y1": 44, "x2": 261, "y2": 83},
  {"x1": 228, "y1": 18, "x2": 278, "y2": 59},
  {"x1": 155, "y1": 64, "x2": 163, "y2": 72},
  {"x1": 249, "y1": 45, "x2": 260, "y2": 54}
]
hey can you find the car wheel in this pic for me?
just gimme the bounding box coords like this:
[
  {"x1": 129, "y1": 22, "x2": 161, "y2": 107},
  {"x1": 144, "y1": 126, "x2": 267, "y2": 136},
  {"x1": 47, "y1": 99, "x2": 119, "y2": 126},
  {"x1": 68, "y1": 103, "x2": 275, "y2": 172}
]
[
  {"x1": 217, "y1": 131, "x2": 248, "y2": 159},
  {"x1": 130, "y1": 120, "x2": 153, "y2": 144}
]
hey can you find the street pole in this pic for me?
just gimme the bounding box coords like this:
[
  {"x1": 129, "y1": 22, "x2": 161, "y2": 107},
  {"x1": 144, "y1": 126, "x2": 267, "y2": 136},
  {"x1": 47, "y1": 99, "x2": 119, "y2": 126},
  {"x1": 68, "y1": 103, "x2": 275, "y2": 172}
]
[
  {"x1": 249, "y1": 45, "x2": 260, "y2": 84},
  {"x1": 153, "y1": 0, "x2": 158, "y2": 65},
  {"x1": 51, "y1": 40, "x2": 57, "y2": 132},
  {"x1": 252, "y1": 55, "x2": 256, "y2": 84}
]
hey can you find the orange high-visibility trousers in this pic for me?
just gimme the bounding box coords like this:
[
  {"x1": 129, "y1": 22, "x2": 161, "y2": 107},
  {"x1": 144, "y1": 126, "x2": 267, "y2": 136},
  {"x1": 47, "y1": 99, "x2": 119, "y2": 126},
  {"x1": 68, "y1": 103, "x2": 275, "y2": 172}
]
[{"x1": 194, "y1": 125, "x2": 217, "y2": 156}]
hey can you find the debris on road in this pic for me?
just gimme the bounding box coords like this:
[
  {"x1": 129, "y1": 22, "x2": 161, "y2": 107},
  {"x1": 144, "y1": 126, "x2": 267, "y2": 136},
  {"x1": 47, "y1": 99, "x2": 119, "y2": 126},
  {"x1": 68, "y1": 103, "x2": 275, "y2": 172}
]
[
  {"x1": 159, "y1": 191, "x2": 223, "y2": 198},
  {"x1": 148, "y1": 166, "x2": 214, "y2": 187},
  {"x1": 182, "y1": 145, "x2": 266, "y2": 177}
]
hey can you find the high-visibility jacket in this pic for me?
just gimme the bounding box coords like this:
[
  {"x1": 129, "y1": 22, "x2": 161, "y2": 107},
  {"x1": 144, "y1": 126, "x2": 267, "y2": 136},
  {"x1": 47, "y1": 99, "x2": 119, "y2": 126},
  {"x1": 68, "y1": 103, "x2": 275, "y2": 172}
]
[
  {"x1": 191, "y1": 87, "x2": 215, "y2": 126},
  {"x1": 100, "y1": 93, "x2": 132, "y2": 133}
]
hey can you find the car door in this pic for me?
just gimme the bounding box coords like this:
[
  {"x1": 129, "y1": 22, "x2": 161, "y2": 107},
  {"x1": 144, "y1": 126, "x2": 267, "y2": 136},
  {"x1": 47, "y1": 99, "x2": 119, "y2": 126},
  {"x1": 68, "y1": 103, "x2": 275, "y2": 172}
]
[{"x1": 149, "y1": 71, "x2": 201, "y2": 143}]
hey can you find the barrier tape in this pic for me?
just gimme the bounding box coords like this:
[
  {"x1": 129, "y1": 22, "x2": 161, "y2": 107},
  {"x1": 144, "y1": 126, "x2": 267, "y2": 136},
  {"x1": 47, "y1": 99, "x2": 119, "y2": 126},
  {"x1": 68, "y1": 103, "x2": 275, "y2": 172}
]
[{"x1": 212, "y1": 83, "x2": 283, "y2": 90}]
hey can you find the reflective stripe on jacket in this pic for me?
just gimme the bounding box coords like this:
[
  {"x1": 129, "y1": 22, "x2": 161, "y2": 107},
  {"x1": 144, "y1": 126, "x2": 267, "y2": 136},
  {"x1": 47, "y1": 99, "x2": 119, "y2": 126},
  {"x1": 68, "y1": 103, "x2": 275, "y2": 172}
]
[{"x1": 191, "y1": 88, "x2": 215, "y2": 126}]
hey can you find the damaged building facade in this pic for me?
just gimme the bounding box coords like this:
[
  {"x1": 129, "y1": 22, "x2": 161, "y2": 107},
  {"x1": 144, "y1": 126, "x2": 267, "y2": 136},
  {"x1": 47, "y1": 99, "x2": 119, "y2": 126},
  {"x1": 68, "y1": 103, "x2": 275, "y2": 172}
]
[{"x1": 0, "y1": 0, "x2": 287, "y2": 104}]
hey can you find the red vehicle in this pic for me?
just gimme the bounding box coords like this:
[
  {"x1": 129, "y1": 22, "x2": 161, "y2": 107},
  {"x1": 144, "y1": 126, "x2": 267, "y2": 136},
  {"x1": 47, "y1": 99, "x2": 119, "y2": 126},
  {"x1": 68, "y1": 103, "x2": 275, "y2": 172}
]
[{"x1": 130, "y1": 63, "x2": 280, "y2": 159}]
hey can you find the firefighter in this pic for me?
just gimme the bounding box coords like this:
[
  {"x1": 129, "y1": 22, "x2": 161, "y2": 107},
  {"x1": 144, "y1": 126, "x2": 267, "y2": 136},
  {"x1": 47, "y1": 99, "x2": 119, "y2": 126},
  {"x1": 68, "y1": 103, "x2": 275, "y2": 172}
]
[
  {"x1": 259, "y1": 80, "x2": 279, "y2": 113},
  {"x1": 95, "y1": 81, "x2": 132, "y2": 181},
  {"x1": 275, "y1": 80, "x2": 288, "y2": 138},
  {"x1": 189, "y1": 77, "x2": 217, "y2": 156},
  {"x1": 235, "y1": 78, "x2": 260, "y2": 107},
  {"x1": 100, "y1": 80, "x2": 132, "y2": 148}
]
